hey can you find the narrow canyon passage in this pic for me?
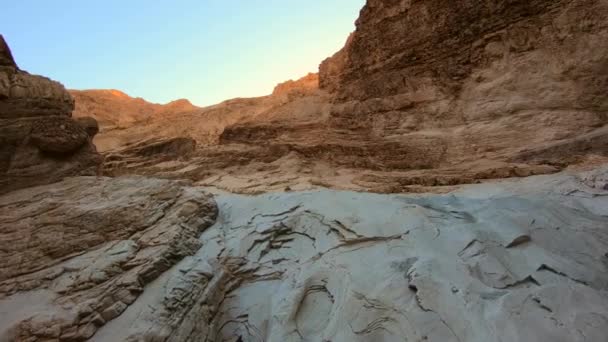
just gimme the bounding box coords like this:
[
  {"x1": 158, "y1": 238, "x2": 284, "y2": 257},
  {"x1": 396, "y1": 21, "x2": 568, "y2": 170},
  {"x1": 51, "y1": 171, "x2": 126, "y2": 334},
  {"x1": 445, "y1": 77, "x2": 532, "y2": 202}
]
[{"x1": 2, "y1": 0, "x2": 608, "y2": 340}]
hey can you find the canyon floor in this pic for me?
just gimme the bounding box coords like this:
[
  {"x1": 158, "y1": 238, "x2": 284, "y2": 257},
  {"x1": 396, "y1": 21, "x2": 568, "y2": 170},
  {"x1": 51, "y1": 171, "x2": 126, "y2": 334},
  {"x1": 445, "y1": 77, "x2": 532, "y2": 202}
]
[{"x1": 2, "y1": 167, "x2": 608, "y2": 342}]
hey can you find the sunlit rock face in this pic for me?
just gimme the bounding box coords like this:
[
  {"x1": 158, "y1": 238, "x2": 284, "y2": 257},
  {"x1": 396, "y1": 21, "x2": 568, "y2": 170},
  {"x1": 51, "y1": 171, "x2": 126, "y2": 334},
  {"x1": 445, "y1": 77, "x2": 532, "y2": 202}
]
[
  {"x1": 69, "y1": 89, "x2": 199, "y2": 131},
  {"x1": 1, "y1": 167, "x2": 602, "y2": 342},
  {"x1": 0, "y1": 35, "x2": 102, "y2": 194}
]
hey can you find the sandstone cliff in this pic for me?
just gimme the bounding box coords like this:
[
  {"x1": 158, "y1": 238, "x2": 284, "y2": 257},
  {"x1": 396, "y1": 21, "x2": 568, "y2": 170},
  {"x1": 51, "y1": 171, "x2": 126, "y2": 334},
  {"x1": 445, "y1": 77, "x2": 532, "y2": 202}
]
[
  {"x1": 319, "y1": 0, "x2": 608, "y2": 169},
  {"x1": 0, "y1": 35, "x2": 102, "y2": 194},
  {"x1": 87, "y1": 0, "x2": 608, "y2": 194}
]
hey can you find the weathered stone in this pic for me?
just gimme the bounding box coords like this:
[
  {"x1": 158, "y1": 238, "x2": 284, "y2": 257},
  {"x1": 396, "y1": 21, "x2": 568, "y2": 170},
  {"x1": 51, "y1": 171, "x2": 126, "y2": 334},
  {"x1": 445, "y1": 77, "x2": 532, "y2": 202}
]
[
  {"x1": 0, "y1": 176, "x2": 217, "y2": 341},
  {"x1": 87, "y1": 167, "x2": 608, "y2": 342},
  {"x1": 30, "y1": 117, "x2": 89, "y2": 154},
  {"x1": 75, "y1": 116, "x2": 100, "y2": 138},
  {"x1": 0, "y1": 37, "x2": 102, "y2": 194},
  {"x1": 0, "y1": 35, "x2": 74, "y2": 118}
]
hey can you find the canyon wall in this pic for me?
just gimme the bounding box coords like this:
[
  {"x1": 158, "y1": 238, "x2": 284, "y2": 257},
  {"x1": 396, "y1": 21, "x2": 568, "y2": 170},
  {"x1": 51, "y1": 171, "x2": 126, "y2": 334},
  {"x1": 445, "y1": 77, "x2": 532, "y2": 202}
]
[
  {"x1": 0, "y1": 35, "x2": 102, "y2": 194},
  {"x1": 319, "y1": 0, "x2": 608, "y2": 166},
  {"x1": 97, "y1": 0, "x2": 608, "y2": 194}
]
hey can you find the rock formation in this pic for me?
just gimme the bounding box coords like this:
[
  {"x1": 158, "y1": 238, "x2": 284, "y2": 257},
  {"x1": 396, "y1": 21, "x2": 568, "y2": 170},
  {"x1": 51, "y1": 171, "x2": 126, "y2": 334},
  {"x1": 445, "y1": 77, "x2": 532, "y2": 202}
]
[
  {"x1": 69, "y1": 89, "x2": 199, "y2": 151},
  {"x1": 1, "y1": 166, "x2": 607, "y2": 341},
  {"x1": 0, "y1": 35, "x2": 102, "y2": 194},
  {"x1": 1, "y1": 1, "x2": 608, "y2": 341},
  {"x1": 77, "y1": 0, "x2": 608, "y2": 194},
  {"x1": 99, "y1": 167, "x2": 608, "y2": 342},
  {"x1": 0, "y1": 176, "x2": 217, "y2": 341},
  {"x1": 272, "y1": 72, "x2": 319, "y2": 99},
  {"x1": 319, "y1": 0, "x2": 608, "y2": 171}
]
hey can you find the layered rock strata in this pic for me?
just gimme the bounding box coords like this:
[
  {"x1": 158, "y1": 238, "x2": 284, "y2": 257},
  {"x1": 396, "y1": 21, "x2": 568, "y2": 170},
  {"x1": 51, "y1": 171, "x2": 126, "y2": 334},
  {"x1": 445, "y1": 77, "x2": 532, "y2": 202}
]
[
  {"x1": 88, "y1": 0, "x2": 608, "y2": 194},
  {"x1": 0, "y1": 35, "x2": 102, "y2": 194}
]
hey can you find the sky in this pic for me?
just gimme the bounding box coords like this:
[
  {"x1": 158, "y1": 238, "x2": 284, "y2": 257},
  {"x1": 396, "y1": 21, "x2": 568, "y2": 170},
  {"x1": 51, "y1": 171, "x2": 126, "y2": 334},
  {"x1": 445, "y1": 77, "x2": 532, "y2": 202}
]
[{"x1": 0, "y1": 1, "x2": 365, "y2": 106}]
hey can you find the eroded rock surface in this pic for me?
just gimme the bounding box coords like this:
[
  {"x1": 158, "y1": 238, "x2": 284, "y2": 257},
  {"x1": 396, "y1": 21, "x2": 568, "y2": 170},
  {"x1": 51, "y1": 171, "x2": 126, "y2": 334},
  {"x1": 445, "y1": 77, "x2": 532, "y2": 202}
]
[
  {"x1": 0, "y1": 35, "x2": 102, "y2": 194},
  {"x1": 0, "y1": 176, "x2": 217, "y2": 341},
  {"x1": 86, "y1": 167, "x2": 608, "y2": 342}
]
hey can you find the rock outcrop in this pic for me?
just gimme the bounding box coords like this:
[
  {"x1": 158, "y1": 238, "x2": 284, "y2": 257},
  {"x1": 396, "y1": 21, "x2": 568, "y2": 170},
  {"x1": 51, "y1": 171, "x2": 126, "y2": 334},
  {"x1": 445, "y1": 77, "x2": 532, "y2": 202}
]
[
  {"x1": 1, "y1": 167, "x2": 607, "y2": 341},
  {"x1": 0, "y1": 176, "x2": 217, "y2": 341},
  {"x1": 0, "y1": 35, "x2": 102, "y2": 194}
]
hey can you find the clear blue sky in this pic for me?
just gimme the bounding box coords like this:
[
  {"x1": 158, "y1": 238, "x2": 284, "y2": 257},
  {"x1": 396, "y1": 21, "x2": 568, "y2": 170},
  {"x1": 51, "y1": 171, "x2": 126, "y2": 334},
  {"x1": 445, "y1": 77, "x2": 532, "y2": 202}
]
[{"x1": 1, "y1": 1, "x2": 364, "y2": 106}]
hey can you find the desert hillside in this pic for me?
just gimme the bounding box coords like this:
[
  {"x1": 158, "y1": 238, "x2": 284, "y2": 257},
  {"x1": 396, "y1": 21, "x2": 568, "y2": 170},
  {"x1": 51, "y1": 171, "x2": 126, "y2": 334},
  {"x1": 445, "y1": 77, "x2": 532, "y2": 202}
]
[
  {"x1": 1, "y1": 0, "x2": 607, "y2": 341},
  {"x1": 70, "y1": 89, "x2": 198, "y2": 129},
  {"x1": 71, "y1": 73, "x2": 322, "y2": 152}
]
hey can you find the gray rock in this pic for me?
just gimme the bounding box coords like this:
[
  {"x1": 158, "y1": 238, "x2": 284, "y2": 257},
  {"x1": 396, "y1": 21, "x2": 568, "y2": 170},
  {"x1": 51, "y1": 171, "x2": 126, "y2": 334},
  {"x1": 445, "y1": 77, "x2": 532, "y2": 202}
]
[
  {"x1": 89, "y1": 167, "x2": 607, "y2": 342},
  {"x1": 0, "y1": 176, "x2": 217, "y2": 341},
  {"x1": 1, "y1": 168, "x2": 607, "y2": 341}
]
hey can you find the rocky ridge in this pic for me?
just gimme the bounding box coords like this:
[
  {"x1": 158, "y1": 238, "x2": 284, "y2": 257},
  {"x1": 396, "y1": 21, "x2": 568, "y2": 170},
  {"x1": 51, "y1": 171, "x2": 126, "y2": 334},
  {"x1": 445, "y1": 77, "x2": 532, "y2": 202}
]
[{"x1": 69, "y1": 89, "x2": 199, "y2": 151}]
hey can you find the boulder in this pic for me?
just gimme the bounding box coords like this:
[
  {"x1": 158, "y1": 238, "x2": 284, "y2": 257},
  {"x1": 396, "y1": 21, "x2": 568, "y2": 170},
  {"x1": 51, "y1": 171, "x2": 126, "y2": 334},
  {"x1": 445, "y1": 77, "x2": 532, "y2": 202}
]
[
  {"x1": 30, "y1": 116, "x2": 89, "y2": 154},
  {"x1": 75, "y1": 116, "x2": 100, "y2": 138}
]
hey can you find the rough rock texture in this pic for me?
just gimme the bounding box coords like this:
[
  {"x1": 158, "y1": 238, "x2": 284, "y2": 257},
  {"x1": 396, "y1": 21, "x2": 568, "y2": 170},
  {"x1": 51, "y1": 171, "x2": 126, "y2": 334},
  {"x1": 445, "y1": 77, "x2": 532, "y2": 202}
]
[
  {"x1": 104, "y1": 137, "x2": 198, "y2": 177},
  {"x1": 319, "y1": 0, "x2": 608, "y2": 168},
  {"x1": 94, "y1": 167, "x2": 608, "y2": 342},
  {"x1": 0, "y1": 176, "x2": 217, "y2": 341},
  {"x1": 3, "y1": 2, "x2": 608, "y2": 341},
  {"x1": 0, "y1": 35, "x2": 102, "y2": 194},
  {"x1": 76, "y1": 73, "x2": 324, "y2": 153},
  {"x1": 0, "y1": 35, "x2": 17, "y2": 69},
  {"x1": 272, "y1": 72, "x2": 319, "y2": 99},
  {"x1": 319, "y1": 33, "x2": 354, "y2": 93},
  {"x1": 3, "y1": 167, "x2": 606, "y2": 341},
  {"x1": 30, "y1": 117, "x2": 90, "y2": 154}
]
